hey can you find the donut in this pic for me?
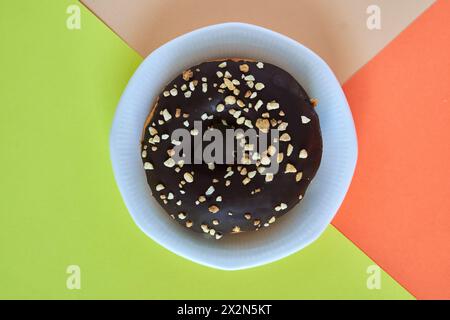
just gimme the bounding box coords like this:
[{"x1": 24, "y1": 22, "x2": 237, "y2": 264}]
[{"x1": 141, "y1": 59, "x2": 322, "y2": 240}]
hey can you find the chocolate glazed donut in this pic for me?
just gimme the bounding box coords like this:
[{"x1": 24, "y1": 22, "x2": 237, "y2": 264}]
[{"x1": 141, "y1": 59, "x2": 322, "y2": 240}]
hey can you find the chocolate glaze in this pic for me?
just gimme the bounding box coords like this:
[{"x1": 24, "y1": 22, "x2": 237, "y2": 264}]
[{"x1": 141, "y1": 59, "x2": 322, "y2": 239}]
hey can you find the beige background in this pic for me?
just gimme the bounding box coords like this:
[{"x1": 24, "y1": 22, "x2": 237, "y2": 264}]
[{"x1": 81, "y1": 0, "x2": 434, "y2": 83}]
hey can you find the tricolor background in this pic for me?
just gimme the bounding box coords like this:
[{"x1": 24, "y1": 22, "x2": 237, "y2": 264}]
[{"x1": 0, "y1": 0, "x2": 448, "y2": 299}]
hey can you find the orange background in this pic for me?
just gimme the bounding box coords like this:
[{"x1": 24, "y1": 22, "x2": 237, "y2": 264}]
[{"x1": 335, "y1": 0, "x2": 450, "y2": 299}]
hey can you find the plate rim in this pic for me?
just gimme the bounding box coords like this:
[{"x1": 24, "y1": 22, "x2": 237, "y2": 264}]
[{"x1": 110, "y1": 22, "x2": 358, "y2": 270}]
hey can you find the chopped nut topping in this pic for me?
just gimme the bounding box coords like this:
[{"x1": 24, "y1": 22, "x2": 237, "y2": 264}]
[
  {"x1": 265, "y1": 173, "x2": 274, "y2": 182},
  {"x1": 144, "y1": 162, "x2": 154, "y2": 170},
  {"x1": 244, "y1": 119, "x2": 253, "y2": 128},
  {"x1": 299, "y1": 149, "x2": 308, "y2": 159},
  {"x1": 161, "y1": 109, "x2": 172, "y2": 121},
  {"x1": 254, "y1": 100, "x2": 263, "y2": 111},
  {"x1": 267, "y1": 101, "x2": 280, "y2": 110},
  {"x1": 178, "y1": 212, "x2": 186, "y2": 220},
  {"x1": 275, "y1": 203, "x2": 287, "y2": 211},
  {"x1": 255, "y1": 83, "x2": 265, "y2": 91},
  {"x1": 285, "y1": 163, "x2": 297, "y2": 173},
  {"x1": 267, "y1": 145, "x2": 277, "y2": 156},
  {"x1": 182, "y1": 69, "x2": 193, "y2": 81},
  {"x1": 216, "y1": 71, "x2": 223, "y2": 78},
  {"x1": 215, "y1": 232, "x2": 223, "y2": 240},
  {"x1": 261, "y1": 156, "x2": 271, "y2": 166},
  {"x1": 170, "y1": 88, "x2": 178, "y2": 96},
  {"x1": 253, "y1": 219, "x2": 261, "y2": 226},
  {"x1": 232, "y1": 226, "x2": 241, "y2": 233},
  {"x1": 185, "y1": 220, "x2": 193, "y2": 228},
  {"x1": 224, "y1": 170, "x2": 234, "y2": 179},
  {"x1": 212, "y1": 219, "x2": 220, "y2": 225},
  {"x1": 224, "y1": 78, "x2": 235, "y2": 90},
  {"x1": 205, "y1": 186, "x2": 215, "y2": 196},
  {"x1": 201, "y1": 224, "x2": 210, "y2": 233},
  {"x1": 301, "y1": 116, "x2": 311, "y2": 124},
  {"x1": 248, "y1": 171, "x2": 257, "y2": 179},
  {"x1": 155, "y1": 184, "x2": 165, "y2": 191},
  {"x1": 256, "y1": 118, "x2": 270, "y2": 133},
  {"x1": 287, "y1": 144, "x2": 294, "y2": 157},
  {"x1": 198, "y1": 195, "x2": 206, "y2": 203},
  {"x1": 216, "y1": 103, "x2": 225, "y2": 112},
  {"x1": 244, "y1": 213, "x2": 252, "y2": 220},
  {"x1": 280, "y1": 133, "x2": 291, "y2": 142},
  {"x1": 310, "y1": 98, "x2": 318, "y2": 107},
  {"x1": 149, "y1": 127, "x2": 158, "y2": 135},
  {"x1": 256, "y1": 62, "x2": 264, "y2": 69},
  {"x1": 184, "y1": 172, "x2": 194, "y2": 183},
  {"x1": 208, "y1": 205, "x2": 220, "y2": 214},
  {"x1": 296, "y1": 172, "x2": 303, "y2": 182},
  {"x1": 225, "y1": 95, "x2": 236, "y2": 105},
  {"x1": 242, "y1": 177, "x2": 251, "y2": 185},
  {"x1": 190, "y1": 128, "x2": 199, "y2": 136},
  {"x1": 163, "y1": 91, "x2": 170, "y2": 97},
  {"x1": 239, "y1": 64, "x2": 249, "y2": 73},
  {"x1": 218, "y1": 61, "x2": 227, "y2": 68},
  {"x1": 277, "y1": 153, "x2": 284, "y2": 163},
  {"x1": 278, "y1": 122, "x2": 288, "y2": 131},
  {"x1": 164, "y1": 158, "x2": 176, "y2": 168},
  {"x1": 216, "y1": 196, "x2": 222, "y2": 202}
]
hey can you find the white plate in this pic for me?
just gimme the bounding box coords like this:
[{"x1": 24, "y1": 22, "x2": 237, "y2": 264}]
[{"x1": 110, "y1": 22, "x2": 357, "y2": 270}]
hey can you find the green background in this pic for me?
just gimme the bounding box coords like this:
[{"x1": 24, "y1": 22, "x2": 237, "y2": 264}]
[{"x1": 0, "y1": 0, "x2": 413, "y2": 299}]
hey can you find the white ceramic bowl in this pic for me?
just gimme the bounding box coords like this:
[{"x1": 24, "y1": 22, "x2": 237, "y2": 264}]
[{"x1": 110, "y1": 22, "x2": 357, "y2": 270}]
